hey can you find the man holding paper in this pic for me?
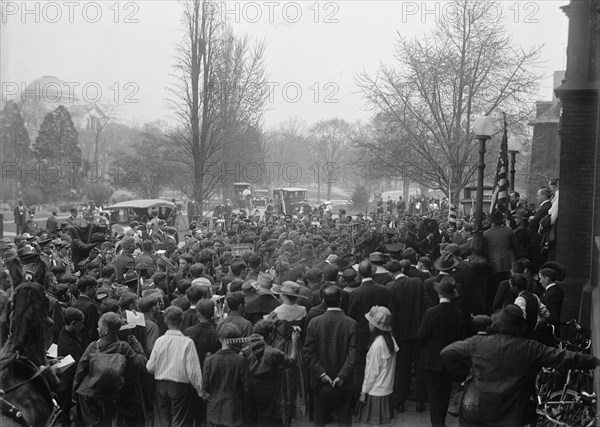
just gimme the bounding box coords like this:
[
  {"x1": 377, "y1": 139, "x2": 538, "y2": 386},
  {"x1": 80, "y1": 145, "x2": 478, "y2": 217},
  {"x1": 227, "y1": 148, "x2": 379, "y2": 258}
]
[{"x1": 57, "y1": 308, "x2": 85, "y2": 427}]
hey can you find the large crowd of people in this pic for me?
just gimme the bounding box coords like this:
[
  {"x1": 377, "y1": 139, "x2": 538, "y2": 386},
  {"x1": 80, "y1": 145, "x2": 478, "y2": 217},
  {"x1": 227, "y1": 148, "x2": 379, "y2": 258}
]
[{"x1": 1, "y1": 179, "x2": 599, "y2": 427}]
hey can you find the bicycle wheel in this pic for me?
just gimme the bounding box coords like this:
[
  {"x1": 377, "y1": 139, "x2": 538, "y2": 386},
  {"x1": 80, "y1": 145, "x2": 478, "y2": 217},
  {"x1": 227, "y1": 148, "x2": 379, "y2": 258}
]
[{"x1": 544, "y1": 389, "x2": 584, "y2": 426}]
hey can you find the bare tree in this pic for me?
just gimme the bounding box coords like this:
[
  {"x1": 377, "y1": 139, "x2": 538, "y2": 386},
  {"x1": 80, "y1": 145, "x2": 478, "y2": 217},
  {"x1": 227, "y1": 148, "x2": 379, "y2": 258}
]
[
  {"x1": 264, "y1": 118, "x2": 310, "y2": 187},
  {"x1": 308, "y1": 118, "x2": 353, "y2": 201},
  {"x1": 168, "y1": 0, "x2": 268, "y2": 213},
  {"x1": 355, "y1": 0, "x2": 541, "y2": 204}
]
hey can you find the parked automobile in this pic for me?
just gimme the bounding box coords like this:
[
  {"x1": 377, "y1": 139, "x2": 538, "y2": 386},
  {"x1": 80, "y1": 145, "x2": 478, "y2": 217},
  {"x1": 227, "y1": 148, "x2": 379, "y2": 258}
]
[{"x1": 106, "y1": 199, "x2": 176, "y2": 236}]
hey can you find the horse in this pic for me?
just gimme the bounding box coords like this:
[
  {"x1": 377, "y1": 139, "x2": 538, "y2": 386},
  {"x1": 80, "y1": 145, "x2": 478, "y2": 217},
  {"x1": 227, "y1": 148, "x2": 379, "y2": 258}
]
[{"x1": 0, "y1": 255, "x2": 61, "y2": 427}]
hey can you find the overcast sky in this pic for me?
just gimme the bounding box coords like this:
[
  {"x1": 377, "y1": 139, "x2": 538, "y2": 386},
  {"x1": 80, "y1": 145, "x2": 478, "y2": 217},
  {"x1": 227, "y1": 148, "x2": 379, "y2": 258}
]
[{"x1": 1, "y1": 1, "x2": 568, "y2": 130}]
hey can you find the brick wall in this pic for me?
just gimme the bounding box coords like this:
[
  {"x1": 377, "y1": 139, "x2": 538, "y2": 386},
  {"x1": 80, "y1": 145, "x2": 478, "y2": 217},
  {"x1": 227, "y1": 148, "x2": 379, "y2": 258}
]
[{"x1": 556, "y1": 96, "x2": 597, "y2": 277}]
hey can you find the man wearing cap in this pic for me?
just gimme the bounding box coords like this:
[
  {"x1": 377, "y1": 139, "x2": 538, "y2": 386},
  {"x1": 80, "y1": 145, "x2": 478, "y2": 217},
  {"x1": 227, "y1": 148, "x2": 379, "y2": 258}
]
[
  {"x1": 72, "y1": 275, "x2": 101, "y2": 347},
  {"x1": 304, "y1": 285, "x2": 359, "y2": 427},
  {"x1": 441, "y1": 304, "x2": 600, "y2": 427},
  {"x1": 23, "y1": 210, "x2": 40, "y2": 236},
  {"x1": 147, "y1": 306, "x2": 207, "y2": 427},
  {"x1": 418, "y1": 276, "x2": 467, "y2": 427},
  {"x1": 73, "y1": 312, "x2": 147, "y2": 427}
]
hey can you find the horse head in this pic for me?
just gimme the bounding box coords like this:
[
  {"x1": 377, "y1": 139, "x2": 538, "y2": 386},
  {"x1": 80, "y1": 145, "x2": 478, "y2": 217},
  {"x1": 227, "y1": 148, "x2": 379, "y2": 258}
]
[
  {"x1": 5, "y1": 256, "x2": 51, "y2": 366},
  {"x1": 0, "y1": 257, "x2": 55, "y2": 427}
]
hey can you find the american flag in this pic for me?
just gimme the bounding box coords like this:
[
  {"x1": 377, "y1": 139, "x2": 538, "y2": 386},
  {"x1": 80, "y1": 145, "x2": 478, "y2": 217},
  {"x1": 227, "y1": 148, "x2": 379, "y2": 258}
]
[{"x1": 490, "y1": 114, "x2": 510, "y2": 212}]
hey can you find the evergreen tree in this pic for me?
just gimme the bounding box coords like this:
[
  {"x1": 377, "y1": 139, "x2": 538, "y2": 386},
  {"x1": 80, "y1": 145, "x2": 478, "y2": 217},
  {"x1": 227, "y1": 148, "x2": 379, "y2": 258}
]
[
  {"x1": 0, "y1": 100, "x2": 31, "y2": 201},
  {"x1": 31, "y1": 105, "x2": 82, "y2": 202}
]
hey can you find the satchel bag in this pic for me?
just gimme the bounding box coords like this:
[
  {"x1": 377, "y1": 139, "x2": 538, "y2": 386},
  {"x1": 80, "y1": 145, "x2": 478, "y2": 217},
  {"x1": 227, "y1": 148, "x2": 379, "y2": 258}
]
[
  {"x1": 88, "y1": 341, "x2": 126, "y2": 393},
  {"x1": 458, "y1": 376, "x2": 481, "y2": 421}
]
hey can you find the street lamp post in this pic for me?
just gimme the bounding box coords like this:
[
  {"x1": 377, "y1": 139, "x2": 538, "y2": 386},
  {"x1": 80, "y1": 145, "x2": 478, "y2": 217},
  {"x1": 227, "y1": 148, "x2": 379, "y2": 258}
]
[
  {"x1": 471, "y1": 115, "x2": 495, "y2": 255},
  {"x1": 507, "y1": 136, "x2": 523, "y2": 192}
]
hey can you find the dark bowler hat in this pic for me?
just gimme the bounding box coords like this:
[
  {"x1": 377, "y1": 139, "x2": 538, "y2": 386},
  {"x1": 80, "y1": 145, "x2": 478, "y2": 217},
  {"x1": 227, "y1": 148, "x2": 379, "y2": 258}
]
[
  {"x1": 317, "y1": 383, "x2": 342, "y2": 407},
  {"x1": 434, "y1": 253, "x2": 459, "y2": 272},
  {"x1": 435, "y1": 276, "x2": 460, "y2": 299}
]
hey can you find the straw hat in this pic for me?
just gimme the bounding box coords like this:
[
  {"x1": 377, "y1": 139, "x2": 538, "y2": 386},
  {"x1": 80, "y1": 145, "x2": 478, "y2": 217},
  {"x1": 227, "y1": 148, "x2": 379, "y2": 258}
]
[{"x1": 271, "y1": 281, "x2": 308, "y2": 299}]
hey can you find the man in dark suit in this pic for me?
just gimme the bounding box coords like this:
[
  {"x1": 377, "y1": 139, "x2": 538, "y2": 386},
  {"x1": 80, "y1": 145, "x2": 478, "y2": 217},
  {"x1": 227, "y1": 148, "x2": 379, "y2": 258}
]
[
  {"x1": 539, "y1": 267, "x2": 564, "y2": 338},
  {"x1": 304, "y1": 285, "x2": 359, "y2": 427},
  {"x1": 386, "y1": 260, "x2": 430, "y2": 412},
  {"x1": 483, "y1": 208, "x2": 518, "y2": 313},
  {"x1": 418, "y1": 276, "x2": 467, "y2": 427},
  {"x1": 71, "y1": 275, "x2": 100, "y2": 347},
  {"x1": 13, "y1": 200, "x2": 27, "y2": 235},
  {"x1": 403, "y1": 247, "x2": 430, "y2": 282},
  {"x1": 530, "y1": 187, "x2": 553, "y2": 232},
  {"x1": 444, "y1": 244, "x2": 477, "y2": 319},
  {"x1": 423, "y1": 252, "x2": 459, "y2": 306},
  {"x1": 529, "y1": 187, "x2": 553, "y2": 269},
  {"x1": 46, "y1": 208, "x2": 60, "y2": 233},
  {"x1": 347, "y1": 260, "x2": 394, "y2": 357}
]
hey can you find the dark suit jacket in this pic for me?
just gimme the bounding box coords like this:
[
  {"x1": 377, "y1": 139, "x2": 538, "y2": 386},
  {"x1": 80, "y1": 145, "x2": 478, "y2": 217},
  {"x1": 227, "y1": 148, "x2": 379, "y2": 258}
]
[
  {"x1": 72, "y1": 295, "x2": 100, "y2": 347},
  {"x1": 184, "y1": 322, "x2": 221, "y2": 366},
  {"x1": 542, "y1": 284, "x2": 564, "y2": 333},
  {"x1": 483, "y1": 225, "x2": 518, "y2": 274},
  {"x1": 347, "y1": 279, "x2": 393, "y2": 354},
  {"x1": 304, "y1": 309, "x2": 359, "y2": 390},
  {"x1": 451, "y1": 261, "x2": 476, "y2": 316},
  {"x1": 529, "y1": 200, "x2": 552, "y2": 232},
  {"x1": 418, "y1": 302, "x2": 467, "y2": 371},
  {"x1": 386, "y1": 275, "x2": 430, "y2": 341},
  {"x1": 408, "y1": 266, "x2": 431, "y2": 282},
  {"x1": 57, "y1": 327, "x2": 85, "y2": 381},
  {"x1": 46, "y1": 215, "x2": 60, "y2": 232},
  {"x1": 492, "y1": 280, "x2": 517, "y2": 313},
  {"x1": 306, "y1": 302, "x2": 327, "y2": 325},
  {"x1": 181, "y1": 307, "x2": 199, "y2": 331},
  {"x1": 423, "y1": 274, "x2": 445, "y2": 306}
]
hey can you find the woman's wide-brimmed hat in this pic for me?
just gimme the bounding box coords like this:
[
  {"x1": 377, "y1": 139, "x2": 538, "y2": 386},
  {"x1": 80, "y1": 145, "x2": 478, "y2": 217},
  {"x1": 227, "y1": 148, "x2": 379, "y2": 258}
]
[
  {"x1": 365, "y1": 305, "x2": 392, "y2": 332},
  {"x1": 271, "y1": 281, "x2": 308, "y2": 299},
  {"x1": 492, "y1": 304, "x2": 526, "y2": 336}
]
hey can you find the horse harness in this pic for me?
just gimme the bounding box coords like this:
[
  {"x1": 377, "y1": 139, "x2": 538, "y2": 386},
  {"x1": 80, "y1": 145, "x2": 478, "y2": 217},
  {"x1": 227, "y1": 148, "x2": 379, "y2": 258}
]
[{"x1": 0, "y1": 355, "x2": 62, "y2": 427}]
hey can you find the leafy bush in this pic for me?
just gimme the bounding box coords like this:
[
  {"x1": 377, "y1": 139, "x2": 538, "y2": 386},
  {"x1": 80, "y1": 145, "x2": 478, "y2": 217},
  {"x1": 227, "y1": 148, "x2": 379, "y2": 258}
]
[
  {"x1": 21, "y1": 188, "x2": 43, "y2": 207},
  {"x1": 84, "y1": 183, "x2": 114, "y2": 207}
]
